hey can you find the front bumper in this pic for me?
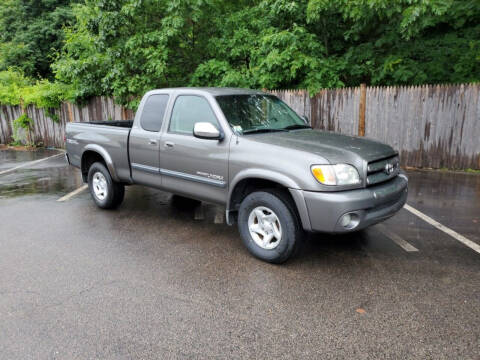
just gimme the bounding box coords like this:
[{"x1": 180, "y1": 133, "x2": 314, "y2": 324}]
[{"x1": 301, "y1": 174, "x2": 408, "y2": 233}]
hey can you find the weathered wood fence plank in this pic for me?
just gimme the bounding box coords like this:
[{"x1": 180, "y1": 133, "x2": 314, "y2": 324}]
[
  {"x1": 0, "y1": 85, "x2": 479, "y2": 169},
  {"x1": 271, "y1": 84, "x2": 479, "y2": 169}
]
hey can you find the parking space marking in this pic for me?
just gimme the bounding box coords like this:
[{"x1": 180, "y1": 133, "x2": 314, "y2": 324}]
[
  {"x1": 376, "y1": 224, "x2": 419, "y2": 252},
  {"x1": 404, "y1": 204, "x2": 480, "y2": 254},
  {"x1": 0, "y1": 153, "x2": 64, "y2": 176},
  {"x1": 57, "y1": 184, "x2": 88, "y2": 202}
]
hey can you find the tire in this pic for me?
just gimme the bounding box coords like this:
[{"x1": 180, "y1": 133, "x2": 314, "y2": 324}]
[
  {"x1": 238, "y1": 189, "x2": 303, "y2": 263},
  {"x1": 87, "y1": 162, "x2": 125, "y2": 209}
]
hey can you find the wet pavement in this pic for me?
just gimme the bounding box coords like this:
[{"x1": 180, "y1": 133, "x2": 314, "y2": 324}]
[
  {"x1": 0, "y1": 149, "x2": 479, "y2": 359},
  {"x1": 0, "y1": 150, "x2": 82, "y2": 199},
  {"x1": 0, "y1": 148, "x2": 61, "y2": 172},
  {"x1": 406, "y1": 170, "x2": 480, "y2": 243}
]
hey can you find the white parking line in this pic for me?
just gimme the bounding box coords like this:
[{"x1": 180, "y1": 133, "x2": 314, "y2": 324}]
[
  {"x1": 57, "y1": 185, "x2": 88, "y2": 202},
  {"x1": 0, "y1": 153, "x2": 64, "y2": 176},
  {"x1": 376, "y1": 224, "x2": 419, "y2": 252},
  {"x1": 404, "y1": 204, "x2": 480, "y2": 255}
]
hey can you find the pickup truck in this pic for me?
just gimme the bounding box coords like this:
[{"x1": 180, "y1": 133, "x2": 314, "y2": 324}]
[{"x1": 66, "y1": 87, "x2": 408, "y2": 263}]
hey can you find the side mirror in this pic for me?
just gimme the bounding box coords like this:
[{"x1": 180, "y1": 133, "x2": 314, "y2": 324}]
[
  {"x1": 193, "y1": 122, "x2": 223, "y2": 140},
  {"x1": 301, "y1": 115, "x2": 309, "y2": 124}
]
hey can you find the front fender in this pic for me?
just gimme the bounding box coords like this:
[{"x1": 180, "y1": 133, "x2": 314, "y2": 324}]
[
  {"x1": 228, "y1": 168, "x2": 300, "y2": 208},
  {"x1": 226, "y1": 169, "x2": 311, "y2": 230}
]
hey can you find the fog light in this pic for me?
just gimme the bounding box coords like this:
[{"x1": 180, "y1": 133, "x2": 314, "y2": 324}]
[
  {"x1": 340, "y1": 214, "x2": 351, "y2": 227},
  {"x1": 339, "y1": 213, "x2": 360, "y2": 229}
]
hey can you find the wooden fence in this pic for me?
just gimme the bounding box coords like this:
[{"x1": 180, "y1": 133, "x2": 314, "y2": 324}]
[
  {"x1": 0, "y1": 97, "x2": 135, "y2": 148},
  {"x1": 0, "y1": 84, "x2": 479, "y2": 169},
  {"x1": 270, "y1": 84, "x2": 480, "y2": 170}
]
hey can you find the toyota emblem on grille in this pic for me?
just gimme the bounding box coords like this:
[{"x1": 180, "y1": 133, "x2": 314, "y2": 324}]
[{"x1": 384, "y1": 163, "x2": 394, "y2": 175}]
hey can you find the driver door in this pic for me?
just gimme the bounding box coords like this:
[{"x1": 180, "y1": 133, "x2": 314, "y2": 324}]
[{"x1": 159, "y1": 95, "x2": 229, "y2": 204}]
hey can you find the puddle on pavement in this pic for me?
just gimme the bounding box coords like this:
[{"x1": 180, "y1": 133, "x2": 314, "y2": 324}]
[
  {"x1": 0, "y1": 166, "x2": 83, "y2": 198},
  {"x1": 0, "y1": 149, "x2": 83, "y2": 198},
  {"x1": 406, "y1": 169, "x2": 480, "y2": 242},
  {"x1": 0, "y1": 148, "x2": 61, "y2": 171}
]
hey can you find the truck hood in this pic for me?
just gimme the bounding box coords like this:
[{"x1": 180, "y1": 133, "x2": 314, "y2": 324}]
[{"x1": 245, "y1": 129, "x2": 397, "y2": 164}]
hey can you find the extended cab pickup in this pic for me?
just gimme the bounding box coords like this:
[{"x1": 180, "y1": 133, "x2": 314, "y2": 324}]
[{"x1": 66, "y1": 88, "x2": 408, "y2": 263}]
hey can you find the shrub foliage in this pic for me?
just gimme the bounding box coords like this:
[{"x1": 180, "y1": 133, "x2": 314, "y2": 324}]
[{"x1": 0, "y1": 0, "x2": 479, "y2": 109}]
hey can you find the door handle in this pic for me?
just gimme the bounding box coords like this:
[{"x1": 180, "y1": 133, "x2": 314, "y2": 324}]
[
  {"x1": 164, "y1": 141, "x2": 175, "y2": 148},
  {"x1": 148, "y1": 139, "x2": 157, "y2": 145}
]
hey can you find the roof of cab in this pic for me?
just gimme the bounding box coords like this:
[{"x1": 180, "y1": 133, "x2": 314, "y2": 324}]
[{"x1": 151, "y1": 87, "x2": 267, "y2": 96}]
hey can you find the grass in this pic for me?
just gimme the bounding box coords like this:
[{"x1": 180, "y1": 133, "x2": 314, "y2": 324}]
[
  {"x1": 404, "y1": 166, "x2": 480, "y2": 175},
  {"x1": 0, "y1": 143, "x2": 39, "y2": 151},
  {"x1": 437, "y1": 167, "x2": 480, "y2": 174}
]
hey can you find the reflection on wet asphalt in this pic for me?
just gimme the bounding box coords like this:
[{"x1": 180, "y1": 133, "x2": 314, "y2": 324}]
[
  {"x1": 0, "y1": 150, "x2": 83, "y2": 198},
  {"x1": 0, "y1": 148, "x2": 60, "y2": 171},
  {"x1": 406, "y1": 170, "x2": 480, "y2": 242},
  {"x1": 0, "y1": 149, "x2": 479, "y2": 359}
]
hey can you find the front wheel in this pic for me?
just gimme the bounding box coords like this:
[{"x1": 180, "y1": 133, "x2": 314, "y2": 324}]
[
  {"x1": 87, "y1": 162, "x2": 124, "y2": 209},
  {"x1": 238, "y1": 190, "x2": 303, "y2": 263}
]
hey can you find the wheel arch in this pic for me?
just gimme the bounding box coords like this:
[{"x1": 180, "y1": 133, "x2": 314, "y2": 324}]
[
  {"x1": 226, "y1": 170, "x2": 311, "y2": 230},
  {"x1": 81, "y1": 145, "x2": 119, "y2": 182}
]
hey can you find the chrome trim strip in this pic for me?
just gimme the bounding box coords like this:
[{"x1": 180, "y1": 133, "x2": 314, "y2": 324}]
[
  {"x1": 160, "y1": 168, "x2": 226, "y2": 188},
  {"x1": 131, "y1": 163, "x2": 160, "y2": 174}
]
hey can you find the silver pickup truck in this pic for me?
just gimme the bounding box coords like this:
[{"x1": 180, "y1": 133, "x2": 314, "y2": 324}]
[{"x1": 66, "y1": 87, "x2": 408, "y2": 263}]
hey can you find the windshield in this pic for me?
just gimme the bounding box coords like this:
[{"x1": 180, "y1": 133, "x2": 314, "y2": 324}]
[{"x1": 215, "y1": 94, "x2": 307, "y2": 134}]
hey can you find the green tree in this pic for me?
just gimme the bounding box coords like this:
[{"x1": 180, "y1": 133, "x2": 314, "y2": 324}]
[
  {"x1": 0, "y1": 0, "x2": 79, "y2": 79},
  {"x1": 191, "y1": 0, "x2": 346, "y2": 93},
  {"x1": 50, "y1": 0, "x2": 480, "y2": 106},
  {"x1": 54, "y1": 0, "x2": 222, "y2": 106},
  {"x1": 307, "y1": 0, "x2": 480, "y2": 85}
]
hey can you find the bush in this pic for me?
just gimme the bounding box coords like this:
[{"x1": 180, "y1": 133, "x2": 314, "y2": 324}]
[
  {"x1": 0, "y1": 69, "x2": 74, "y2": 122},
  {"x1": 12, "y1": 113, "x2": 34, "y2": 146},
  {"x1": 0, "y1": 69, "x2": 31, "y2": 105}
]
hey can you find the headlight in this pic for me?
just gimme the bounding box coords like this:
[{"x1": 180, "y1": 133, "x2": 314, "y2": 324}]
[{"x1": 311, "y1": 164, "x2": 361, "y2": 185}]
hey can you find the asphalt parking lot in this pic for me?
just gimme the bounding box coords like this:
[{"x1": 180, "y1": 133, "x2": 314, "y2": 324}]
[{"x1": 1, "y1": 149, "x2": 479, "y2": 359}]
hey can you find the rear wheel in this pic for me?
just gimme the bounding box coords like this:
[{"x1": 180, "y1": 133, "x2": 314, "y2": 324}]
[
  {"x1": 87, "y1": 162, "x2": 124, "y2": 209},
  {"x1": 238, "y1": 190, "x2": 303, "y2": 263}
]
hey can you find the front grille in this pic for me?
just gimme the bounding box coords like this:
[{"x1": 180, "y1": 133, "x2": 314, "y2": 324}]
[{"x1": 366, "y1": 156, "x2": 399, "y2": 186}]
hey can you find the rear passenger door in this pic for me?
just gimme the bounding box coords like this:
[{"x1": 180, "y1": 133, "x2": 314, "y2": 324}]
[
  {"x1": 160, "y1": 94, "x2": 229, "y2": 204},
  {"x1": 129, "y1": 93, "x2": 169, "y2": 188}
]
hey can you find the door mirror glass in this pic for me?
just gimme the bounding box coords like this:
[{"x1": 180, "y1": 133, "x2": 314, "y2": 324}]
[
  {"x1": 301, "y1": 115, "x2": 309, "y2": 124},
  {"x1": 193, "y1": 122, "x2": 222, "y2": 140}
]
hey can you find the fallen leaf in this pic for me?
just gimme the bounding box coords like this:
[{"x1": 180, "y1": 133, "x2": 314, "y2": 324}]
[{"x1": 356, "y1": 308, "x2": 366, "y2": 314}]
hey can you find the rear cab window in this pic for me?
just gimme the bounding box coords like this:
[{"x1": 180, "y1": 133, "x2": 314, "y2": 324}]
[{"x1": 140, "y1": 94, "x2": 169, "y2": 132}]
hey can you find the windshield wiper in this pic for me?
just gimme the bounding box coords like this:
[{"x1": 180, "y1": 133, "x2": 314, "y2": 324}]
[
  {"x1": 242, "y1": 128, "x2": 288, "y2": 135},
  {"x1": 282, "y1": 124, "x2": 312, "y2": 130}
]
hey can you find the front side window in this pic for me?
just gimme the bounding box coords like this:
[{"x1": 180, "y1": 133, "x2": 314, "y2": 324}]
[
  {"x1": 169, "y1": 95, "x2": 219, "y2": 134},
  {"x1": 140, "y1": 94, "x2": 169, "y2": 132},
  {"x1": 216, "y1": 94, "x2": 306, "y2": 135}
]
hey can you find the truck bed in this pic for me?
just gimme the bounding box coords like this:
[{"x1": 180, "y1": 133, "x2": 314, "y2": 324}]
[{"x1": 66, "y1": 121, "x2": 133, "y2": 183}]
